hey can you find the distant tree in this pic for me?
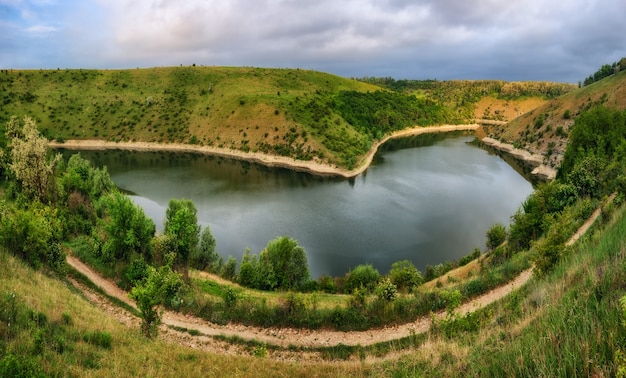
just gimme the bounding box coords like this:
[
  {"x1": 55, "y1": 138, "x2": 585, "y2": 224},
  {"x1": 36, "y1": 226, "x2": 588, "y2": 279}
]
[
  {"x1": 5, "y1": 116, "x2": 61, "y2": 201},
  {"x1": 261, "y1": 236, "x2": 309, "y2": 290},
  {"x1": 389, "y1": 260, "x2": 423, "y2": 292},
  {"x1": 164, "y1": 199, "x2": 200, "y2": 276},
  {"x1": 102, "y1": 192, "x2": 155, "y2": 263},
  {"x1": 221, "y1": 256, "x2": 237, "y2": 281},
  {"x1": 486, "y1": 223, "x2": 508, "y2": 251},
  {"x1": 237, "y1": 249, "x2": 256, "y2": 287},
  {"x1": 345, "y1": 264, "x2": 380, "y2": 293},
  {"x1": 189, "y1": 225, "x2": 220, "y2": 272}
]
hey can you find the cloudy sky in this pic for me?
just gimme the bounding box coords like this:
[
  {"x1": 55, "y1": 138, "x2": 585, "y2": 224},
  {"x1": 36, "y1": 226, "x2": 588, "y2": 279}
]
[{"x1": 1, "y1": 0, "x2": 625, "y2": 83}]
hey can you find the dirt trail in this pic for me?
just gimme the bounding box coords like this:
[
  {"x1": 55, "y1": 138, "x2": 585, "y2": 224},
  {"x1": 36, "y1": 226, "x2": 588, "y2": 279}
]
[{"x1": 65, "y1": 195, "x2": 611, "y2": 350}]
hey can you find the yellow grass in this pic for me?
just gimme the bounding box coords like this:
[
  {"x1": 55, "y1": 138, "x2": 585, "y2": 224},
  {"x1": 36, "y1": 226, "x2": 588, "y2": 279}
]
[{"x1": 0, "y1": 250, "x2": 368, "y2": 377}]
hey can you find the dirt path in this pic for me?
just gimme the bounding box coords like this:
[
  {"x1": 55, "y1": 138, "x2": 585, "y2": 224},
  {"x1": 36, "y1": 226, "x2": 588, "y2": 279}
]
[
  {"x1": 65, "y1": 195, "x2": 612, "y2": 351},
  {"x1": 50, "y1": 124, "x2": 480, "y2": 179}
]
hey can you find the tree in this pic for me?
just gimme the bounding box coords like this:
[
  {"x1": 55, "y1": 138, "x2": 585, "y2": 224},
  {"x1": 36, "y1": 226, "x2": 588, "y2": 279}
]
[
  {"x1": 164, "y1": 199, "x2": 200, "y2": 275},
  {"x1": 345, "y1": 264, "x2": 380, "y2": 293},
  {"x1": 5, "y1": 116, "x2": 60, "y2": 201},
  {"x1": 189, "y1": 225, "x2": 220, "y2": 272},
  {"x1": 389, "y1": 260, "x2": 423, "y2": 292},
  {"x1": 102, "y1": 192, "x2": 155, "y2": 263},
  {"x1": 221, "y1": 256, "x2": 237, "y2": 280},
  {"x1": 261, "y1": 236, "x2": 309, "y2": 290},
  {"x1": 486, "y1": 223, "x2": 507, "y2": 251},
  {"x1": 130, "y1": 263, "x2": 184, "y2": 339}
]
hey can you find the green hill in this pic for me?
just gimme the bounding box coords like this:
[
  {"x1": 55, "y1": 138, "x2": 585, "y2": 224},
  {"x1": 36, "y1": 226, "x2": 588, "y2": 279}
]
[
  {"x1": 488, "y1": 69, "x2": 626, "y2": 168},
  {"x1": 0, "y1": 67, "x2": 575, "y2": 170},
  {"x1": 0, "y1": 66, "x2": 465, "y2": 169}
]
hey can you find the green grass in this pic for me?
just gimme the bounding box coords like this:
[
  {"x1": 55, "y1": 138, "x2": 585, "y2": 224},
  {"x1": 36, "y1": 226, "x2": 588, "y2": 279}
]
[
  {"x1": 0, "y1": 66, "x2": 569, "y2": 170},
  {"x1": 380, "y1": 200, "x2": 626, "y2": 376},
  {"x1": 493, "y1": 69, "x2": 626, "y2": 165}
]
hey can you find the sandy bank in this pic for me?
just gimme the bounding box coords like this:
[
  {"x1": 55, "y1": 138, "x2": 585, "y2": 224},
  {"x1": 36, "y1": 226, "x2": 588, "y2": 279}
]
[
  {"x1": 49, "y1": 124, "x2": 481, "y2": 178},
  {"x1": 482, "y1": 137, "x2": 556, "y2": 180}
]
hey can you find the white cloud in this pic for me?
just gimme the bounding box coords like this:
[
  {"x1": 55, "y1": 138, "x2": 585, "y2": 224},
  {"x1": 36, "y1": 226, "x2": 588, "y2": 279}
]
[{"x1": 24, "y1": 24, "x2": 57, "y2": 33}]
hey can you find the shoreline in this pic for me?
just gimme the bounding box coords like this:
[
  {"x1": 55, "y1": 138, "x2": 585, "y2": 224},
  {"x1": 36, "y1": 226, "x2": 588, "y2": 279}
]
[
  {"x1": 49, "y1": 124, "x2": 481, "y2": 178},
  {"x1": 481, "y1": 137, "x2": 557, "y2": 180}
]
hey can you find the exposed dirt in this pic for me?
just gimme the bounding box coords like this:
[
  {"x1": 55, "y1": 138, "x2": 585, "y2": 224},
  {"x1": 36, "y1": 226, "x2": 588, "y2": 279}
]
[{"x1": 50, "y1": 124, "x2": 480, "y2": 179}]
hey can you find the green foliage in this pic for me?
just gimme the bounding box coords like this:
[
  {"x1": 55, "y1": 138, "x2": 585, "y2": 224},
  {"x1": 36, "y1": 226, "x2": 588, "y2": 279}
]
[
  {"x1": 486, "y1": 223, "x2": 507, "y2": 250},
  {"x1": 333, "y1": 90, "x2": 455, "y2": 138},
  {"x1": 221, "y1": 256, "x2": 237, "y2": 281},
  {"x1": 164, "y1": 199, "x2": 200, "y2": 270},
  {"x1": 237, "y1": 237, "x2": 309, "y2": 291},
  {"x1": 388, "y1": 260, "x2": 423, "y2": 292},
  {"x1": 508, "y1": 181, "x2": 578, "y2": 252},
  {"x1": 374, "y1": 277, "x2": 398, "y2": 302},
  {"x1": 567, "y1": 155, "x2": 606, "y2": 198},
  {"x1": 559, "y1": 106, "x2": 626, "y2": 196},
  {"x1": 345, "y1": 264, "x2": 381, "y2": 293},
  {"x1": 129, "y1": 263, "x2": 184, "y2": 338},
  {"x1": 4, "y1": 116, "x2": 61, "y2": 202},
  {"x1": 101, "y1": 192, "x2": 155, "y2": 264},
  {"x1": 262, "y1": 236, "x2": 309, "y2": 290},
  {"x1": 438, "y1": 289, "x2": 462, "y2": 314},
  {"x1": 582, "y1": 58, "x2": 624, "y2": 86},
  {"x1": 0, "y1": 203, "x2": 65, "y2": 273},
  {"x1": 459, "y1": 248, "x2": 481, "y2": 266},
  {"x1": 189, "y1": 226, "x2": 220, "y2": 272},
  {"x1": 60, "y1": 153, "x2": 114, "y2": 200}
]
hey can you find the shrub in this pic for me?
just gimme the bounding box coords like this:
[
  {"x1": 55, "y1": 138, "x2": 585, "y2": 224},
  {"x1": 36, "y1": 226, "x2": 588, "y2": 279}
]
[
  {"x1": 374, "y1": 277, "x2": 398, "y2": 302},
  {"x1": 389, "y1": 260, "x2": 423, "y2": 292},
  {"x1": 486, "y1": 223, "x2": 507, "y2": 250},
  {"x1": 345, "y1": 264, "x2": 380, "y2": 293}
]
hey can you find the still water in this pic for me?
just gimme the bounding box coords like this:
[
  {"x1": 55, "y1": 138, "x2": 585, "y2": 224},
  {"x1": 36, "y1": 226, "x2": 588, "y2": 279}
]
[{"x1": 70, "y1": 133, "x2": 533, "y2": 278}]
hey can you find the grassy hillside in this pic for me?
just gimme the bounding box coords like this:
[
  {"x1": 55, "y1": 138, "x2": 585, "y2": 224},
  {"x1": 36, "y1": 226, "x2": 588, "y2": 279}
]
[
  {"x1": 358, "y1": 78, "x2": 576, "y2": 122},
  {"x1": 0, "y1": 66, "x2": 464, "y2": 169},
  {"x1": 0, "y1": 67, "x2": 575, "y2": 170},
  {"x1": 2, "y1": 198, "x2": 625, "y2": 376},
  {"x1": 488, "y1": 69, "x2": 626, "y2": 168},
  {"x1": 0, "y1": 249, "x2": 365, "y2": 377}
]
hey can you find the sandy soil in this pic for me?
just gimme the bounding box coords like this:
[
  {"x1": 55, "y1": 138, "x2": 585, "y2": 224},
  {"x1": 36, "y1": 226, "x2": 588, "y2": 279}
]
[{"x1": 49, "y1": 124, "x2": 480, "y2": 178}]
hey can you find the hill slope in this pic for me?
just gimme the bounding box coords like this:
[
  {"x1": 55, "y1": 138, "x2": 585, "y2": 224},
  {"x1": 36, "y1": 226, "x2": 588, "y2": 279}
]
[
  {"x1": 0, "y1": 67, "x2": 574, "y2": 170},
  {"x1": 1, "y1": 66, "x2": 459, "y2": 169},
  {"x1": 488, "y1": 69, "x2": 626, "y2": 168}
]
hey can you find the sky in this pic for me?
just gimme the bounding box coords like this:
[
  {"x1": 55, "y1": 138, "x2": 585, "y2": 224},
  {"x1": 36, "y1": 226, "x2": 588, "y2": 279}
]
[{"x1": 1, "y1": 0, "x2": 625, "y2": 83}]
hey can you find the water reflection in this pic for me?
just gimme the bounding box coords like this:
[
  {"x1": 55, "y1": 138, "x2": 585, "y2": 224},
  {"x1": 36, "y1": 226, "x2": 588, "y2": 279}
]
[{"x1": 63, "y1": 134, "x2": 533, "y2": 278}]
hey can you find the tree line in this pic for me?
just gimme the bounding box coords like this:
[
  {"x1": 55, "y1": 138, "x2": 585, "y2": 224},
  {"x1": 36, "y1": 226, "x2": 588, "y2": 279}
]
[{"x1": 582, "y1": 57, "x2": 626, "y2": 87}]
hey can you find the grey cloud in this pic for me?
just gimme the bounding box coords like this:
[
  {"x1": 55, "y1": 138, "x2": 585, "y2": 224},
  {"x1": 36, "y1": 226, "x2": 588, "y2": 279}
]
[{"x1": 3, "y1": 0, "x2": 625, "y2": 82}]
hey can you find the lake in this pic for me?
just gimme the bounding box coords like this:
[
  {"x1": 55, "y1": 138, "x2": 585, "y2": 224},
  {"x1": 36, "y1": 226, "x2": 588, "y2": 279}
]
[{"x1": 68, "y1": 133, "x2": 533, "y2": 278}]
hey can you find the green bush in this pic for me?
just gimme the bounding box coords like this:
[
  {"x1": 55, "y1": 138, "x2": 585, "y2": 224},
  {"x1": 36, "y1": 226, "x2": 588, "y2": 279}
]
[
  {"x1": 389, "y1": 260, "x2": 423, "y2": 292},
  {"x1": 82, "y1": 331, "x2": 112, "y2": 349},
  {"x1": 374, "y1": 277, "x2": 398, "y2": 302},
  {"x1": 486, "y1": 223, "x2": 507, "y2": 251},
  {"x1": 345, "y1": 264, "x2": 381, "y2": 293}
]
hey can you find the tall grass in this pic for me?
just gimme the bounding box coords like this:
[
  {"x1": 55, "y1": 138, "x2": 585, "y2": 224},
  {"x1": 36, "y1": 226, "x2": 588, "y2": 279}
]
[{"x1": 385, "y1": 202, "x2": 626, "y2": 376}]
